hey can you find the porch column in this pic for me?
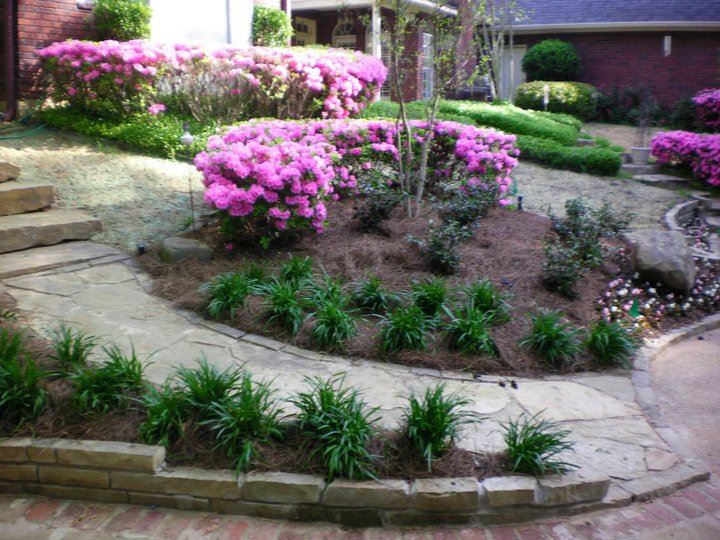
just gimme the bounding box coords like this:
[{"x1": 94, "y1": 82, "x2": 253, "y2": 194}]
[
  {"x1": 371, "y1": 2, "x2": 382, "y2": 59},
  {"x1": 282, "y1": 0, "x2": 292, "y2": 46}
]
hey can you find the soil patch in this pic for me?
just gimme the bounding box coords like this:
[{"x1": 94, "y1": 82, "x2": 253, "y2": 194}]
[{"x1": 139, "y1": 203, "x2": 620, "y2": 376}]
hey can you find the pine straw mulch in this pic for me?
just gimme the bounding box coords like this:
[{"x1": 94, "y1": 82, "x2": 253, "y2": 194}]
[{"x1": 138, "y1": 201, "x2": 621, "y2": 376}]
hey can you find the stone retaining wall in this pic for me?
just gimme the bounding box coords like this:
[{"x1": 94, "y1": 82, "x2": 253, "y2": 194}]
[{"x1": 0, "y1": 438, "x2": 617, "y2": 527}]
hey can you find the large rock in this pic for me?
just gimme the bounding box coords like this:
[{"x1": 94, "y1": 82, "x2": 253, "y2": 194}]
[
  {"x1": 634, "y1": 230, "x2": 696, "y2": 294},
  {"x1": 0, "y1": 161, "x2": 21, "y2": 182},
  {"x1": 159, "y1": 236, "x2": 212, "y2": 262}
]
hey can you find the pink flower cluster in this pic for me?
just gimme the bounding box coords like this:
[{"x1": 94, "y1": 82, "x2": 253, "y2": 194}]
[
  {"x1": 37, "y1": 40, "x2": 386, "y2": 120},
  {"x1": 651, "y1": 131, "x2": 720, "y2": 187},
  {"x1": 195, "y1": 119, "x2": 519, "y2": 235},
  {"x1": 692, "y1": 88, "x2": 720, "y2": 132}
]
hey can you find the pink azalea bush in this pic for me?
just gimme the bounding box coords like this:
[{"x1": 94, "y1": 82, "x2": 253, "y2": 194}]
[
  {"x1": 195, "y1": 119, "x2": 519, "y2": 242},
  {"x1": 37, "y1": 40, "x2": 386, "y2": 121},
  {"x1": 651, "y1": 131, "x2": 720, "y2": 187},
  {"x1": 692, "y1": 89, "x2": 720, "y2": 132}
]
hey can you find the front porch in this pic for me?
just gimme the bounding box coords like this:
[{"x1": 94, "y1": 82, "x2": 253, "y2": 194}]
[{"x1": 291, "y1": 0, "x2": 437, "y2": 101}]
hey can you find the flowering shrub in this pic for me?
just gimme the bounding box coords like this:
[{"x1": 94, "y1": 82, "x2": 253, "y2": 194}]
[
  {"x1": 37, "y1": 40, "x2": 386, "y2": 121},
  {"x1": 692, "y1": 89, "x2": 720, "y2": 131},
  {"x1": 651, "y1": 131, "x2": 720, "y2": 186},
  {"x1": 194, "y1": 119, "x2": 519, "y2": 243}
]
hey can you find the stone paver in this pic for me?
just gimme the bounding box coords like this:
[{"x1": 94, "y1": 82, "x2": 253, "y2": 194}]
[{"x1": 0, "y1": 259, "x2": 674, "y2": 485}]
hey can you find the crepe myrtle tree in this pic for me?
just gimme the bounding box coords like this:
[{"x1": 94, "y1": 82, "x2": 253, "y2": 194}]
[{"x1": 366, "y1": 0, "x2": 486, "y2": 217}]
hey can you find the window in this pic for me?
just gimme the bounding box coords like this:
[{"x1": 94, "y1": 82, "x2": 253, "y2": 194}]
[
  {"x1": 151, "y1": 0, "x2": 234, "y2": 45},
  {"x1": 421, "y1": 33, "x2": 434, "y2": 100},
  {"x1": 332, "y1": 17, "x2": 357, "y2": 50}
]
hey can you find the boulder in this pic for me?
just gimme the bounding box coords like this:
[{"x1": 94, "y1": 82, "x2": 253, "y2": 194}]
[
  {"x1": 0, "y1": 161, "x2": 21, "y2": 182},
  {"x1": 634, "y1": 230, "x2": 696, "y2": 294},
  {"x1": 159, "y1": 237, "x2": 212, "y2": 263}
]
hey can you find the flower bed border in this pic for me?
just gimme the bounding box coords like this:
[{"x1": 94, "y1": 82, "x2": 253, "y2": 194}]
[{"x1": 663, "y1": 196, "x2": 720, "y2": 261}]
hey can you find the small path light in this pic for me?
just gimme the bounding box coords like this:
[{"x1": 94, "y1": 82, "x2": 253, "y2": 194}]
[
  {"x1": 181, "y1": 122, "x2": 196, "y2": 230},
  {"x1": 136, "y1": 243, "x2": 146, "y2": 255},
  {"x1": 518, "y1": 194, "x2": 524, "y2": 211}
]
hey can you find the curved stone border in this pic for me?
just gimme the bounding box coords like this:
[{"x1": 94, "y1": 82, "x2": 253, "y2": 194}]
[
  {"x1": 0, "y1": 437, "x2": 617, "y2": 527},
  {"x1": 664, "y1": 198, "x2": 720, "y2": 261}
]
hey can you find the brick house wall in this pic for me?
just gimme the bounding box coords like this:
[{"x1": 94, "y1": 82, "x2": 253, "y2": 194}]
[
  {"x1": 16, "y1": 0, "x2": 93, "y2": 98},
  {"x1": 515, "y1": 31, "x2": 720, "y2": 106},
  {"x1": 0, "y1": 1, "x2": 7, "y2": 100}
]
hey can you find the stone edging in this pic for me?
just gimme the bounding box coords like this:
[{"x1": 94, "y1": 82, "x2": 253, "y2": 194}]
[
  {"x1": 0, "y1": 437, "x2": 619, "y2": 527},
  {"x1": 663, "y1": 198, "x2": 720, "y2": 261}
]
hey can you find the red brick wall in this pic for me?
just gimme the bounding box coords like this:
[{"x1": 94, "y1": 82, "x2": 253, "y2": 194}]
[
  {"x1": 0, "y1": 1, "x2": 7, "y2": 100},
  {"x1": 515, "y1": 31, "x2": 720, "y2": 106},
  {"x1": 17, "y1": 0, "x2": 94, "y2": 98}
]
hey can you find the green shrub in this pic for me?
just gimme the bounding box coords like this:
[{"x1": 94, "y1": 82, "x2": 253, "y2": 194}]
[
  {"x1": 351, "y1": 276, "x2": 400, "y2": 314},
  {"x1": 264, "y1": 279, "x2": 305, "y2": 335},
  {"x1": 203, "y1": 272, "x2": 255, "y2": 320},
  {"x1": 354, "y1": 180, "x2": 403, "y2": 231},
  {"x1": 138, "y1": 382, "x2": 188, "y2": 447},
  {"x1": 71, "y1": 345, "x2": 146, "y2": 414},
  {"x1": 585, "y1": 320, "x2": 638, "y2": 367},
  {"x1": 94, "y1": 0, "x2": 152, "y2": 41},
  {"x1": 50, "y1": 325, "x2": 98, "y2": 372},
  {"x1": 542, "y1": 243, "x2": 585, "y2": 299},
  {"x1": 176, "y1": 357, "x2": 243, "y2": 418},
  {"x1": 444, "y1": 306, "x2": 499, "y2": 356},
  {"x1": 310, "y1": 299, "x2": 357, "y2": 349},
  {"x1": 252, "y1": 6, "x2": 293, "y2": 47},
  {"x1": 0, "y1": 355, "x2": 47, "y2": 424},
  {"x1": 404, "y1": 384, "x2": 475, "y2": 471},
  {"x1": 522, "y1": 40, "x2": 581, "y2": 81},
  {"x1": 292, "y1": 375, "x2": 379, "y2": 480},
  {"x1": 502, "y1": 412, "x2": 576, "y2": 477},
  {"x1": 410, "y1": 278, "x2": 448, "y2": 318},
  {"x1": 516, "y1": 135, "x2": 622, "y2": 176},
  {"x1": 464, "y1": 279, "x2": 510, "y2": 322},
  {"x1": 515, "y1": 81, "x2": 599, "y2": 120},
  {"x1": 39, "y1": 108, "x2": 215, "y2": 160},
  {"x1": 520, "y1": 310, "x2": 582, "y2": 369},
  {"x1": 204, "y1": 373, "x2": 283, "y2": 473},
  {"x1": 379, "y1": 305, "x2": 431, "y2": 353},
  {"x1": 408, "y1": 221, "x2": 473, "y2": 274}
]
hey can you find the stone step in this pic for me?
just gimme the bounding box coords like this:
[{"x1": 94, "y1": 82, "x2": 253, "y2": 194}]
[
  {"x1": 706, "y1": 215, "x2": 720, "y2": 229},
  {"x1": 0, "y1": 241, "x2": 125, "y2": 279},
  {"x1": 0, "y1": 181, "x2": 54, "y2": 216},
  {"x1": 0, "y1": 161, "x2": 21, "y2": 182},
  {"x1": 0, "y1": 210, "x2": 101, "y2": 254},
  {"x1": 622, "y1": 163, "x2": 659, "y2": 175},
  {"x1": 704, "y1": 200, "x2": 720, "y2": 214}
]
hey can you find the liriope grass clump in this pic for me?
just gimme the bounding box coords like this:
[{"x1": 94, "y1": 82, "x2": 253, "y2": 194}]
[
  {"x1": 291, "y1": 375, "x2": 379, "y2": 481},
  {"x1": 463, "y1": 279, "x2": 511, "y2": 322},
  {"x1": 175, "y1": 356, "x2": 243, "y2": 418},
  {"x1": 444, "y1": 305, "x2": 498, "y2": 356},
  {"x1": 585, "y1": 320, "x2": 638, "y2": 367},
  {"x1": 351, "y1": 276, "x2": 400, "y2": 314},
  {"x1": 410, "y1": 277, "x2": 449, "y2": 318},
  {"x1": 379, "y1": 305, "x2": 432, "y2": 353},
  {"x1": 502, "y1": 412, "x2": 576, "y2": 477},
  {"x1": 404, "y1": 384, "x2": 476, "y2": 471},
  {"x1": 310, "y1": 298, "x2": 357, "y2": 350},
  {"x1": 520, "y1": 310, "x2": 581, "y2": 369},
  {"x1": 203, "y1": 373, "x2": 284, "y2": 473},
  {"x1": 203, "y1": 271, "x2": 256, "y2": 319},
  {"x1": 50, "y1": 324, "x2": 98, "y2": 372},
  {"x1": 264, "y1": 279, "x2": 305, "y2": 335}
]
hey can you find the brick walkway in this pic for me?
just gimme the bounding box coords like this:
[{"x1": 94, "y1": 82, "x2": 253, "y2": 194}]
[{"x1": 1, "y1": 478, "x2": 719, "y2": 539}]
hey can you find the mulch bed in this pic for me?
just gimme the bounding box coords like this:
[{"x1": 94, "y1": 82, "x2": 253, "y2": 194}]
[
  {"x1": 0, "y1": 312, "x2": 503, "y2": 481},
  {"x1": 139, "y1": 201, "x2": 620, "y2": 376}
]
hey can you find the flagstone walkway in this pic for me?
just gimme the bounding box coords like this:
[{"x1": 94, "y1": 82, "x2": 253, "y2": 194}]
[{"x1": 0, "y1": 247, "x2": 704, "y2": 494}]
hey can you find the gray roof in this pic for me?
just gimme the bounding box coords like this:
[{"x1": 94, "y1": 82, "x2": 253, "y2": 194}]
[{"x1": 515, "y1": 0, "x2": 720, "y2": 26}]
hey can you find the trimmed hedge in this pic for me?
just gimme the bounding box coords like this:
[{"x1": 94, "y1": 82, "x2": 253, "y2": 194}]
[
  {"x1": 252, "y1": 6, "x2": 293, "y2": 47},
  {"x1": 361, "y1": 101, "x2": 621, "y2": 176},
  {"x1": 438, "y1": 101, "x2": 578, "y2": 146},
  {"x1": 38, "y1": 107, "x2": 216, "y2": 159},
  {"x1": 515, "y1": 81, "x2": 599, "y2": 120},
  {"x1": 522, "y1": 40, "x2": 581, "y2": 81},
  {"x1": 94, "y1": 0, "x2": 151, "y2": 41},
  {"x1": 517, "y1": 135, "x2": 621, "y2": 176}
]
